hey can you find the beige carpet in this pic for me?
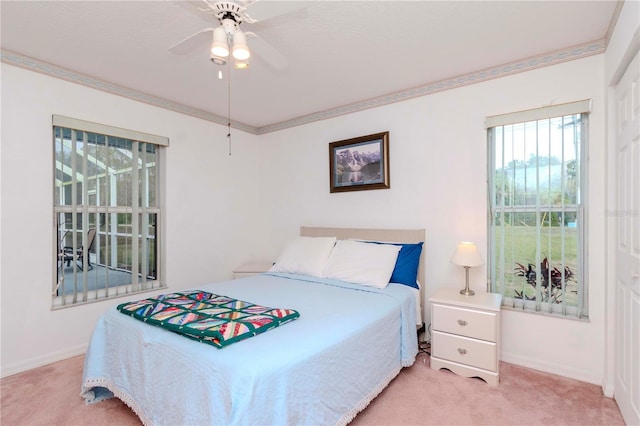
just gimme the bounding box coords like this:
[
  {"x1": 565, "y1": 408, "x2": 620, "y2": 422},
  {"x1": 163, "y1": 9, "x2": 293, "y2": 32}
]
[{"x1": 1, "y1": 351, "x2": 624, "y2": 425}]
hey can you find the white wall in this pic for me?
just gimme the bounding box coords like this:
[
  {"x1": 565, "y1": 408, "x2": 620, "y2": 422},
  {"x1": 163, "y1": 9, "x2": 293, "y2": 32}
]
[
  {"x1": 0, "y1": 64, "x2": 264, "y2": 376},
  {"x1": 253, "y1": 55, "x2": 608, "y2": 386},
  {"x1": 1, "y1": 52, "x2": 608, "y2": 386}
]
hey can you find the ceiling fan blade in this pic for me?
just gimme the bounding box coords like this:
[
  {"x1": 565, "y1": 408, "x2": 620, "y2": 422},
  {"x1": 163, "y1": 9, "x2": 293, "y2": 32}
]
[
  {"x1": 245, "y1": 31, "x2": 288, "y2": 71},
  {"x1": 169, "y1": 27, "x2": 214, "y2": 55}
]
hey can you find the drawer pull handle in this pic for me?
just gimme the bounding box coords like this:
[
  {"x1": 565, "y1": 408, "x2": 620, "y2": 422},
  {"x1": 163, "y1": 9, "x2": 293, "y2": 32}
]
[
  {"x1": 457, "y1": 319, "x2": 468, "y2": 326},
  {"x1": 457, "y1": 348, "x2": 468, "y2": 355}
]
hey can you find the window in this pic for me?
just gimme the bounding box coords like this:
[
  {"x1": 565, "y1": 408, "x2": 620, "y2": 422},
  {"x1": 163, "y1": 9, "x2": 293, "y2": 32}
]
[
  {"x1": 53, "y1": 115, "x2": 167, "y2": 307},
  {"x1": 486, "y1": 100, "x2": 590, "y2": 318}
]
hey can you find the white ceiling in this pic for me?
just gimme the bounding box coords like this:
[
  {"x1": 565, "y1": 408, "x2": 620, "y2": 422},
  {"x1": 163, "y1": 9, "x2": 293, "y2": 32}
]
[{"x1": 1, "y1": 0, "x2": 620, "y2": 133}]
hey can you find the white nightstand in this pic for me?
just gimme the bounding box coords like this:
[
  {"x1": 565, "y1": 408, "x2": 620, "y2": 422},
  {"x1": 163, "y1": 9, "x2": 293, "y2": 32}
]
[
  {"x1": 429, "y1": 287, "x2": 502, "y2": 385},
  {"x1": 232, "y1": 263, "x2": 273, "y2": 279}
]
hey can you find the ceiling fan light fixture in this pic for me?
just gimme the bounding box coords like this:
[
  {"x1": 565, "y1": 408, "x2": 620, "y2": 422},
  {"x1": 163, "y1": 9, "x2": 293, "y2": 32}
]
[
  {"x1": 211, "y1": 26, "x2": 230, "y2": 58},
  {"x1": 210, "y1": 54, "x2": 226, "y2": 66},
  {"x1": 234, "y1": 57, "x2": 250, "y2": 69},
  {"x1": 232, "y1": 30, "x2": 250, "y2": 60}
]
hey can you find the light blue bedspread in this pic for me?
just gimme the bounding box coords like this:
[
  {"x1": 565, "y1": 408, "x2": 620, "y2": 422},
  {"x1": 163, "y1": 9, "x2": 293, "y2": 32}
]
[{"x1": 81, "y1": 273, "x2": 418, "y2": 425}]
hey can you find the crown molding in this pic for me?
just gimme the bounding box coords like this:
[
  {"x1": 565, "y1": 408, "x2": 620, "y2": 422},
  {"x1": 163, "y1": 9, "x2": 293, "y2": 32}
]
[
  {"x1": 258, "y1": 39, "x2": 605, "y2": 134},
  {"x1": 2, "y1": 39, "x2": 605, "y2": 136},
  {"x1": 604, "y1": 1, "x2": 625, "y2": 47},
  {"x1": 0, "y1": 49, "x2": 258, "y2": 135}
]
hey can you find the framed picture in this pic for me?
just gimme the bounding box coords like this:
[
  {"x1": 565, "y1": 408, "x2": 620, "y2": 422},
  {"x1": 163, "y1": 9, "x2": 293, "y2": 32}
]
[{"x1": 329, "y1": 131, "x2": 390, "y2": 193}]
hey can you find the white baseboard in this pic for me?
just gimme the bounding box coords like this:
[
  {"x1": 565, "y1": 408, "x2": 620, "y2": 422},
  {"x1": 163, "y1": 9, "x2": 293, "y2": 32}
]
[
  {"x1": 602, "y1": 382, "x2": 615, "y2": 398},
  {"x1": 501, "y1": 350, "x2": 604, "y2": 390},
  {"x1": 0, "y1": 343, "x2": 87, "y2": 378}
]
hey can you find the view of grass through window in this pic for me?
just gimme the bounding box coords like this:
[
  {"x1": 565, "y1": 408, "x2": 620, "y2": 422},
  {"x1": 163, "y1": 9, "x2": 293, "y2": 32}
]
[
  {"x1": 488, "y1": 109, "x2": 586, "y2": 317},
  {"x1": 494, "y1": 225, "x2": 578, "y2": 306}
]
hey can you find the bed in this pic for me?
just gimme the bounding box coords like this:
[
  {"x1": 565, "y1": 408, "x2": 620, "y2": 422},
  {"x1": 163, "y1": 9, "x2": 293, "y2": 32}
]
[{"x1": 81, "y1": 226, "x2": 426, "y2": 425}]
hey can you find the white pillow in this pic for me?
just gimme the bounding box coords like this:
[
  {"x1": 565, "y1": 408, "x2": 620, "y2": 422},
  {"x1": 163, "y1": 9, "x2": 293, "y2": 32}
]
[
  {"x1": 323, "y1": 240, "x2": 401, "y2": 288},
  {"x1": 269, "y1": 236, "x2": 337, "y2": 277}
]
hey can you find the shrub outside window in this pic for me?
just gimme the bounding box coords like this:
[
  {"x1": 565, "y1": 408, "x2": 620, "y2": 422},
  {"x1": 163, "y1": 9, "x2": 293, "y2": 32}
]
[{"x1": 487, "y1": 101, "x2": 589, "y2": 318}]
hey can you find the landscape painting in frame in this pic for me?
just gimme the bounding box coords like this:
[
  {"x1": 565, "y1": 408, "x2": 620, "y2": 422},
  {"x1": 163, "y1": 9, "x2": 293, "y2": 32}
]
[{"x1": 329, "y1": 131, "x2": 390, "y2": 193}]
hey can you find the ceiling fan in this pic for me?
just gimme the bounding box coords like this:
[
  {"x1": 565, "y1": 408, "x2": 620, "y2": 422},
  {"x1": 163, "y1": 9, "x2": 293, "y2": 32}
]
[{"x1": 169, "y1": 0, "x2": 292, "y2": 71}]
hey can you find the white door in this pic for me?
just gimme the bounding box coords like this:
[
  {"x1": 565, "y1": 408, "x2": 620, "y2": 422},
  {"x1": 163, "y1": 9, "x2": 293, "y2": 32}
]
[{"x1": 615, "y1": 50, "x2": 640, "y2": 426}]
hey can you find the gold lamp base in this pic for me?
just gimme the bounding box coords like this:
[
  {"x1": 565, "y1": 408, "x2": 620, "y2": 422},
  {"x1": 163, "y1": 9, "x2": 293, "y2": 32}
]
[{"x1": 460, "y1": 266, "x2": 475, "y2": 296}]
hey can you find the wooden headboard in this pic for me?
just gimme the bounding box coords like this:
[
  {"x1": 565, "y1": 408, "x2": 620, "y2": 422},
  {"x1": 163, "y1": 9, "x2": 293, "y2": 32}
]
[{"x1": 300, "y1": 226, "x2": 426, "y2": 318}]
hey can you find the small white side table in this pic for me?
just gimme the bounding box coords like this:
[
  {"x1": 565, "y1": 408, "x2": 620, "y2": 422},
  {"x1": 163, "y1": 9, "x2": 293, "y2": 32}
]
[
  {"x1": 232, "y1": 263, "x2": 273, "y2": 279},
  {"x1": 429, "y1": 287, "x2": 502, "y2": 385}
]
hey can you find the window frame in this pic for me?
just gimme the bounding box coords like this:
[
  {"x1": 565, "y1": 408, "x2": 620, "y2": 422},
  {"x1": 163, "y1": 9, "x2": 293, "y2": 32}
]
[
  {"x1": 52, "y1": 115, "x2": 168, "y2": 308},
  {"x1": 486, "y1": 100, "x2": 590, "y2": 319}
]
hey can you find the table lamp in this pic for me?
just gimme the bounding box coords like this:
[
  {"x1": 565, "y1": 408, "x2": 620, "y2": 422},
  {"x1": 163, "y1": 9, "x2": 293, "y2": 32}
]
[{"x1": 450, "y1": 242, "x2": 484, "y2": 296}]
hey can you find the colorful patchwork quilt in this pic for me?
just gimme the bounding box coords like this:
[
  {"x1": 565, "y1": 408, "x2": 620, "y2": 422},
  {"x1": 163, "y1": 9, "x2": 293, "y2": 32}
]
[{"x1": 117, "y1": 290, "x2": 300, "y2": 348}]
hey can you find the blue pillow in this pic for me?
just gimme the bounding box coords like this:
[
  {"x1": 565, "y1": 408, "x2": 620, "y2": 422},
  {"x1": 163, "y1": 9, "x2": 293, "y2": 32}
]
[{"x1": 363, "y1": 241, "x2": 423, "y2": 289}]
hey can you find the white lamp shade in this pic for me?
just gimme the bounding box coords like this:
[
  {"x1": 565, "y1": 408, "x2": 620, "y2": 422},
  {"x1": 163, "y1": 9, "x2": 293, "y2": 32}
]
[
  {"x1": 232, "y1": 31, "x2": 250, "y2": 60},
  {"x1": 450, "y1": 242, "x2": 484, "y2": 267},
  {"x1": 211, "y1": 27, "x2": 229, "y2": 58}
]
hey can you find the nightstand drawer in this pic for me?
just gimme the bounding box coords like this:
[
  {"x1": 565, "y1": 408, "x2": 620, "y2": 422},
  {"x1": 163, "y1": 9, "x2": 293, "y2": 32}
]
[
  {"x1": 432, "y1": 331, "x2": 497, "y2": 371},
  {"x1": 432, "y1": 304, "x2": 497, "y2": 342}
]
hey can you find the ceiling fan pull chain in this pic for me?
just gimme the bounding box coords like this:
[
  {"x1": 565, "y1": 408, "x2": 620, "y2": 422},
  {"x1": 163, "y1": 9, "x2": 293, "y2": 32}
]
[{"x1": 227, "y1": 56, "x2": 232, "y2": 156}]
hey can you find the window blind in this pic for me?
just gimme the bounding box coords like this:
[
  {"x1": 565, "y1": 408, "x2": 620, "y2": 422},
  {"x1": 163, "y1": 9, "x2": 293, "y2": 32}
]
[
  {"x1": 485, "y1": 99, "x2": 591, "y2": 128},
  {"x1": 53, "y1": 115, "x2": 169, "y2": 146},
  {"x1": 53, "y1": 117, "x2": 166, "y2": 308},
  {"x1": 487, "y1": 102, "x2": 589, "y2": 318}
]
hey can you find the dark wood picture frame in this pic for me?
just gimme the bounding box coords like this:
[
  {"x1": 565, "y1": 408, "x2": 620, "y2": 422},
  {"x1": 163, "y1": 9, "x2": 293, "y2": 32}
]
[{"x1": 329, "y1": 131, "x2": 390, "y2": 193}]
